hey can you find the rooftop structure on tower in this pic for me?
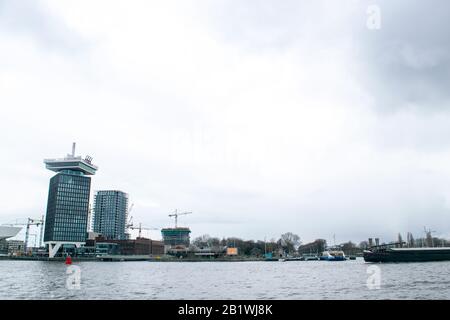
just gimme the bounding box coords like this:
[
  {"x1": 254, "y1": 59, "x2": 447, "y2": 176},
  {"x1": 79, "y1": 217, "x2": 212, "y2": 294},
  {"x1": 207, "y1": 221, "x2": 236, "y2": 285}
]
[{"x1": 44, "y1": 142, "x2": 98, "y2": 175}]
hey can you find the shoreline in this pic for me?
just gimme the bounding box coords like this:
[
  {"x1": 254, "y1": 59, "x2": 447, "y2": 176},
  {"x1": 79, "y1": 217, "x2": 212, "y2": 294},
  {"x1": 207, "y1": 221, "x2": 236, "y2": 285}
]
[{"x1": 0, "y1": 255, "x2": 266, "y2": 262}]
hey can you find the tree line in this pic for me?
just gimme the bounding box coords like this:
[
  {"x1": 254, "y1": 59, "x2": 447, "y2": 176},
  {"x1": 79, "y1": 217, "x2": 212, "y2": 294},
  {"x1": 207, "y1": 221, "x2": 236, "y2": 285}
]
[
  {"x1": 191, "y1": 232, "x2": 362, "y2": 256},
  {"x1": 191, "y1": 232, "x2": 301, "y2": 256},
  {"x1": 191, "y1": 232, "x2": 450, "y2": 257}
]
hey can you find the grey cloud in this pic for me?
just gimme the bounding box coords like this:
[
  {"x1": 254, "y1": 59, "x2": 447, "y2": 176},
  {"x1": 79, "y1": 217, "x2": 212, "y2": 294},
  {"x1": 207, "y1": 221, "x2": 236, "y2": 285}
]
[
  {"x1": 356, "y1": 0, "x2": 450, "y2": 112},
  {"x1": 0, "y1": 0, "x2": 89, "y2": 54},
  {"x1": 205, "y1": 0, "x2": 450, "y2": 113}
]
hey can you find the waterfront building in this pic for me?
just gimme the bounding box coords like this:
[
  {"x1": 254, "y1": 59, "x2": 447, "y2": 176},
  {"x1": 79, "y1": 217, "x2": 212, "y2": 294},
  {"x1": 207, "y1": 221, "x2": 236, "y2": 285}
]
[
  {"x1": 94, "y1": 236, "x2": 164, "y2": 255},
  {"x1": 0, "y1": 240, "x2": 7, "y2": 254},
  {"x1": 95, "y1": 242, "x2": 120, "y2": 256},
  {"x1": 297, "y1": 239, "x2": 327, "y2": 255},
  {"x1": 6, "y1": 240, "x2": 25, "y2": 254},
  {"x1": 43, "y1": 143, "x2": 98, "y2": 258},
  {"x1": 92, "y1": 190, "x2": 128, "y2": 240},
  {"x1": 0, "y1": 239, "x2": 25, "y2": 255}
]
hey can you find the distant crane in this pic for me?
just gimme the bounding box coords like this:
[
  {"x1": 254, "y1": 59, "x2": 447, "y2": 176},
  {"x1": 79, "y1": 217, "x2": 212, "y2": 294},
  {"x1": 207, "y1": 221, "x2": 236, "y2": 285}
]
[
  {"x1": 7, "y1": 217, "x2": 45, "y2": 253},
  {"x1": 29, "y1": 234, "x2": 38, "y2": 248},
  {"x1": 424, "y1": 227, "x2": 436, "y2": 247},
  {"x1": 25, "y1": 217, "x2": 45, "y2": 253},
  {"x1": 125, "y1": 203, "x2": 158, "y2": 238},
  {"x1": 168, "y1": 209, "x2": 192, "y2": 228},
  {"x1": 128, "y1": 223, "x2": 158, "y2": 238},
  {"x1": 126, "y1": 203, "x2": 135, "y2": 228}
]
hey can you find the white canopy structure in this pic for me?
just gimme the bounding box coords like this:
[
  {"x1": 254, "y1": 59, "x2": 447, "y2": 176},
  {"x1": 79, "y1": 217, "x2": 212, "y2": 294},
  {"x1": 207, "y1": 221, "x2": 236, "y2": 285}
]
[{"x1": 0, "y1": 226, "x2": 22, "y2": 240}]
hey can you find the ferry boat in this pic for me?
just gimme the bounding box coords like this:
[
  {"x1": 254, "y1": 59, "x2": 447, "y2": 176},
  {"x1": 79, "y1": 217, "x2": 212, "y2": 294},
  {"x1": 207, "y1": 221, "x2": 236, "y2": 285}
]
[{"x1": 320, "y1": 250, "x2": 346, "y2": 261}]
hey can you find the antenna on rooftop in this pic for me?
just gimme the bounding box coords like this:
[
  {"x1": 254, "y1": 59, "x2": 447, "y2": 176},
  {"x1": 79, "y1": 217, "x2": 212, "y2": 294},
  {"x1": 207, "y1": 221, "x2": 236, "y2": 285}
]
[{"x1": 72, "y1": 142, "x2": 76, "y2": 157}]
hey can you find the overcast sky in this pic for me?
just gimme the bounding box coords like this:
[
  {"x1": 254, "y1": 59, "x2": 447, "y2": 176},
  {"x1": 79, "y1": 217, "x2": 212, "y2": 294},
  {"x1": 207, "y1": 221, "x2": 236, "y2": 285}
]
[{"x1": 1, "y1": 0, "x2": 450, "y2": 244}]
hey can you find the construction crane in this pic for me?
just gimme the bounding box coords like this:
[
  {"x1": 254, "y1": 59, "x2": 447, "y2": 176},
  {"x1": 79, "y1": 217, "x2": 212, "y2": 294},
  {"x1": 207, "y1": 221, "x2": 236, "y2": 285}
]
[
  {"x1": 124, "y1": 203, "x2": 158, "y2": 238},
  {"x1": 125, "y1": 202, "x2": 135, "y2": 239},
  {"x1": 29, "y1": 234, "x2": 38, "y2": 248},
  {"x1": 168, "y1": 209, "x2": 192, "y2": 228},
  {"x1": 128, "y1": 223, "x2": 158, "y2": 238},
  {"x1": 424, "y1": 227, "x2": 436, "y2": 247},
  {"x1": 126, "y1": 203, "x2": 135, "y2": 228},
  {"x1": 8, "y1": 217, "x2": 45, "y2": 253},
  {"x1": 25, "y1": 217, "x2": 45, "y2": 253}
]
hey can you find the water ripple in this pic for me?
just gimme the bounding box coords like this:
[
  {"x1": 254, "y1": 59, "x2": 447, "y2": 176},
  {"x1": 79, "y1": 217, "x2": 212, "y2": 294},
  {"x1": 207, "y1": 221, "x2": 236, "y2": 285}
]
[{"x1": 1, "y1": 259, "x2": 450, "y2": 299}]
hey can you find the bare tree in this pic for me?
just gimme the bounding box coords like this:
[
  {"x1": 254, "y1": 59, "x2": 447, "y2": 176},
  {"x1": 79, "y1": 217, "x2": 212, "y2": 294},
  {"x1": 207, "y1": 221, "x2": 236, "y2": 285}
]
[
  {"x1": 193, "y1": 234, "x2": 211, "y2": 248},
  {"x1": 280, "y1": 232, "x2": 301, "y2": 253}
]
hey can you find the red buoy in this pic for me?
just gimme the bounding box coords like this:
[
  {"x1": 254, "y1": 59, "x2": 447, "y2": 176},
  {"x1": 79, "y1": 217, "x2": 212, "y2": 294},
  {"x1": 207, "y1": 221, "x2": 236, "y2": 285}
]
[{"x1": 65, "y1": 255, "x2": 72, "y2": 265}]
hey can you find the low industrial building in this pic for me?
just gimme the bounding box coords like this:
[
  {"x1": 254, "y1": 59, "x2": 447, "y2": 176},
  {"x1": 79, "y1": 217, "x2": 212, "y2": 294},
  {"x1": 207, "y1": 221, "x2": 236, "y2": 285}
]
[
  {"x1": 93, "y1": 236, "x2": 164, "y2": 255},
  {"x1": 0, "y1": 239, "x2": 25, "y2": 255},
  {"x1": 0, "y1": 240, "x2": 8, "y2": 255},
  {"x1": 297, "y1": 239, "x2": 327, "y2": 255},
  {"x1": 95, "y1": 243, "x2": 120, "y2": 255}
]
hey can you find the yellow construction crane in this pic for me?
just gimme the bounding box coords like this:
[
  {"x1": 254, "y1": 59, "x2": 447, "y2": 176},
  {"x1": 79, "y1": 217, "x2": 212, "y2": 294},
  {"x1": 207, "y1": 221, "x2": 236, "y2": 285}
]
[{"x1": 168, "y1": 209, "x2": 192, "y2": 228}]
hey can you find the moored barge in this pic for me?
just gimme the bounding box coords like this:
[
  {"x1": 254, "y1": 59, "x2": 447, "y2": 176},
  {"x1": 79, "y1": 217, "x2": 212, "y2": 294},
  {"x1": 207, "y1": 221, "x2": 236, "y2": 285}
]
[{"x1": 364, "y1": 244, "x2": 450, "y2": 263}]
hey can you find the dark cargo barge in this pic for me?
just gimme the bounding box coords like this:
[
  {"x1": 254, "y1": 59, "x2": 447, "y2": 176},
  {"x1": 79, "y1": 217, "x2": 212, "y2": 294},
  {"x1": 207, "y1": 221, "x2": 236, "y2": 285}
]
[{"x1": 364, "y1": 244, "x2": 450, "y2": 263}]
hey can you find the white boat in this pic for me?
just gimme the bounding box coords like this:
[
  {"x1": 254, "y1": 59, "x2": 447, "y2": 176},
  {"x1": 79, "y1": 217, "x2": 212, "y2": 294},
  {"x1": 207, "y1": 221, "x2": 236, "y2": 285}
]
[
  {"x1": 0, "y1": 226, "x2": 22, "y2": 240},
  {"x1": 320, "y1": 250, "x2": 346, "y2": 261},
  {"x1": 302, "y1": 253, "x2": 319, "y2": 261}
]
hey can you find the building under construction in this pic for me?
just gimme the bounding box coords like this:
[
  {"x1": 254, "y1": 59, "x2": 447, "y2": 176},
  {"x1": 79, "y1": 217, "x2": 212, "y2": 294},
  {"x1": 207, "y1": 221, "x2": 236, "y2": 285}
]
[
  {"x1": 161, "y1": 210, "x2": 192, "y2": 252},
  {"x1": 161, "y1": 228, "x2": 191, "y2": 247}
]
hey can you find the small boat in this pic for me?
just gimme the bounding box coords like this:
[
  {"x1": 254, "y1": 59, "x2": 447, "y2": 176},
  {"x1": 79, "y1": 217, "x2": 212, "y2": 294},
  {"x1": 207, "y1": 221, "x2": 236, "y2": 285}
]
[
  {"x1": 285, "y1": 257, "x2": 304, "y2": 261},
  {"x1": 264, "y1": 252, "x2": 278, "y2": 261},
  {"x1": 320, "y1": 250, "x2": 346, "y2": 261},
  {"x1": 278, "y1": 258, "x2": 286, "y2": 262},
  {"x1": 302, "y1": 253, "x2": 319, "y2": 261}
]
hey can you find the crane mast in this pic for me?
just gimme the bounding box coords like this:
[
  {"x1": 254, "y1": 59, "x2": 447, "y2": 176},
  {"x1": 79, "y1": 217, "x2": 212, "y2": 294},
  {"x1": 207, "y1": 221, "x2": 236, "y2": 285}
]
[
  {"x1": 128, "y1": 223, "x2": 158, "y2": 238},
  {"x1": 168, "y1": 209, "x2": 192, "y2": 228},
  {"x1": 19, "y1": 217, "x2": 45, "y2": 254},
  {"x1": 125, "y1": 203, "x2": 158, "y2": 238}
]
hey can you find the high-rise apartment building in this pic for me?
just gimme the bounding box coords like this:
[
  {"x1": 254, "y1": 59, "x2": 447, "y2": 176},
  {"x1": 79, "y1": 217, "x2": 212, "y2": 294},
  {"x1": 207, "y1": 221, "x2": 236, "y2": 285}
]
[{"x1": 93, "y1": 190, "x2": 129, "y2": 240}]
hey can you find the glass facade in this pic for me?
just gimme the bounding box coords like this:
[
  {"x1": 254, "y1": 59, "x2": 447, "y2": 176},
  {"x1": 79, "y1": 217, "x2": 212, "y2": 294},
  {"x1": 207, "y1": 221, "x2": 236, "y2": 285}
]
[
  {"x1": 161, "y1": 228, "x2": 191, "y2": 246},
  {"x1": 93, "y1": 190, "x2": 128, "y2": 240},
  {"x1": 44, "y1": 170, "x2": 91, "y2": 242}
]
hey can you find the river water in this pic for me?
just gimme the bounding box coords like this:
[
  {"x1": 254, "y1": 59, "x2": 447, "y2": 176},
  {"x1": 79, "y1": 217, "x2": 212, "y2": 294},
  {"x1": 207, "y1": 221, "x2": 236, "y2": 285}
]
[{"x1": 1, "y1": 259, "x2": 450, "y2": 299}]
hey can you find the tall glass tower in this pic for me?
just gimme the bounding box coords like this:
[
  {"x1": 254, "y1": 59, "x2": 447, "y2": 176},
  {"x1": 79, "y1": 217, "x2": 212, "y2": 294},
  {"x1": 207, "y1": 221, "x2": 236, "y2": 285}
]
[
  {"x1": 93, "y1": 190, "x2": 129, "y2": 240},
  {"x1": 43, "y1": 143, "x2": 98, "y2": 258}
]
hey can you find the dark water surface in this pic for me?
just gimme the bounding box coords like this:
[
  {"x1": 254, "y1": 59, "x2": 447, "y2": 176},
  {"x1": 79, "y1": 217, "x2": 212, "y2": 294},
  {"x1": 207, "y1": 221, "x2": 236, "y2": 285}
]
[{"x1": 1, "y1": 259, "x2": 450, "y2": 299}]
